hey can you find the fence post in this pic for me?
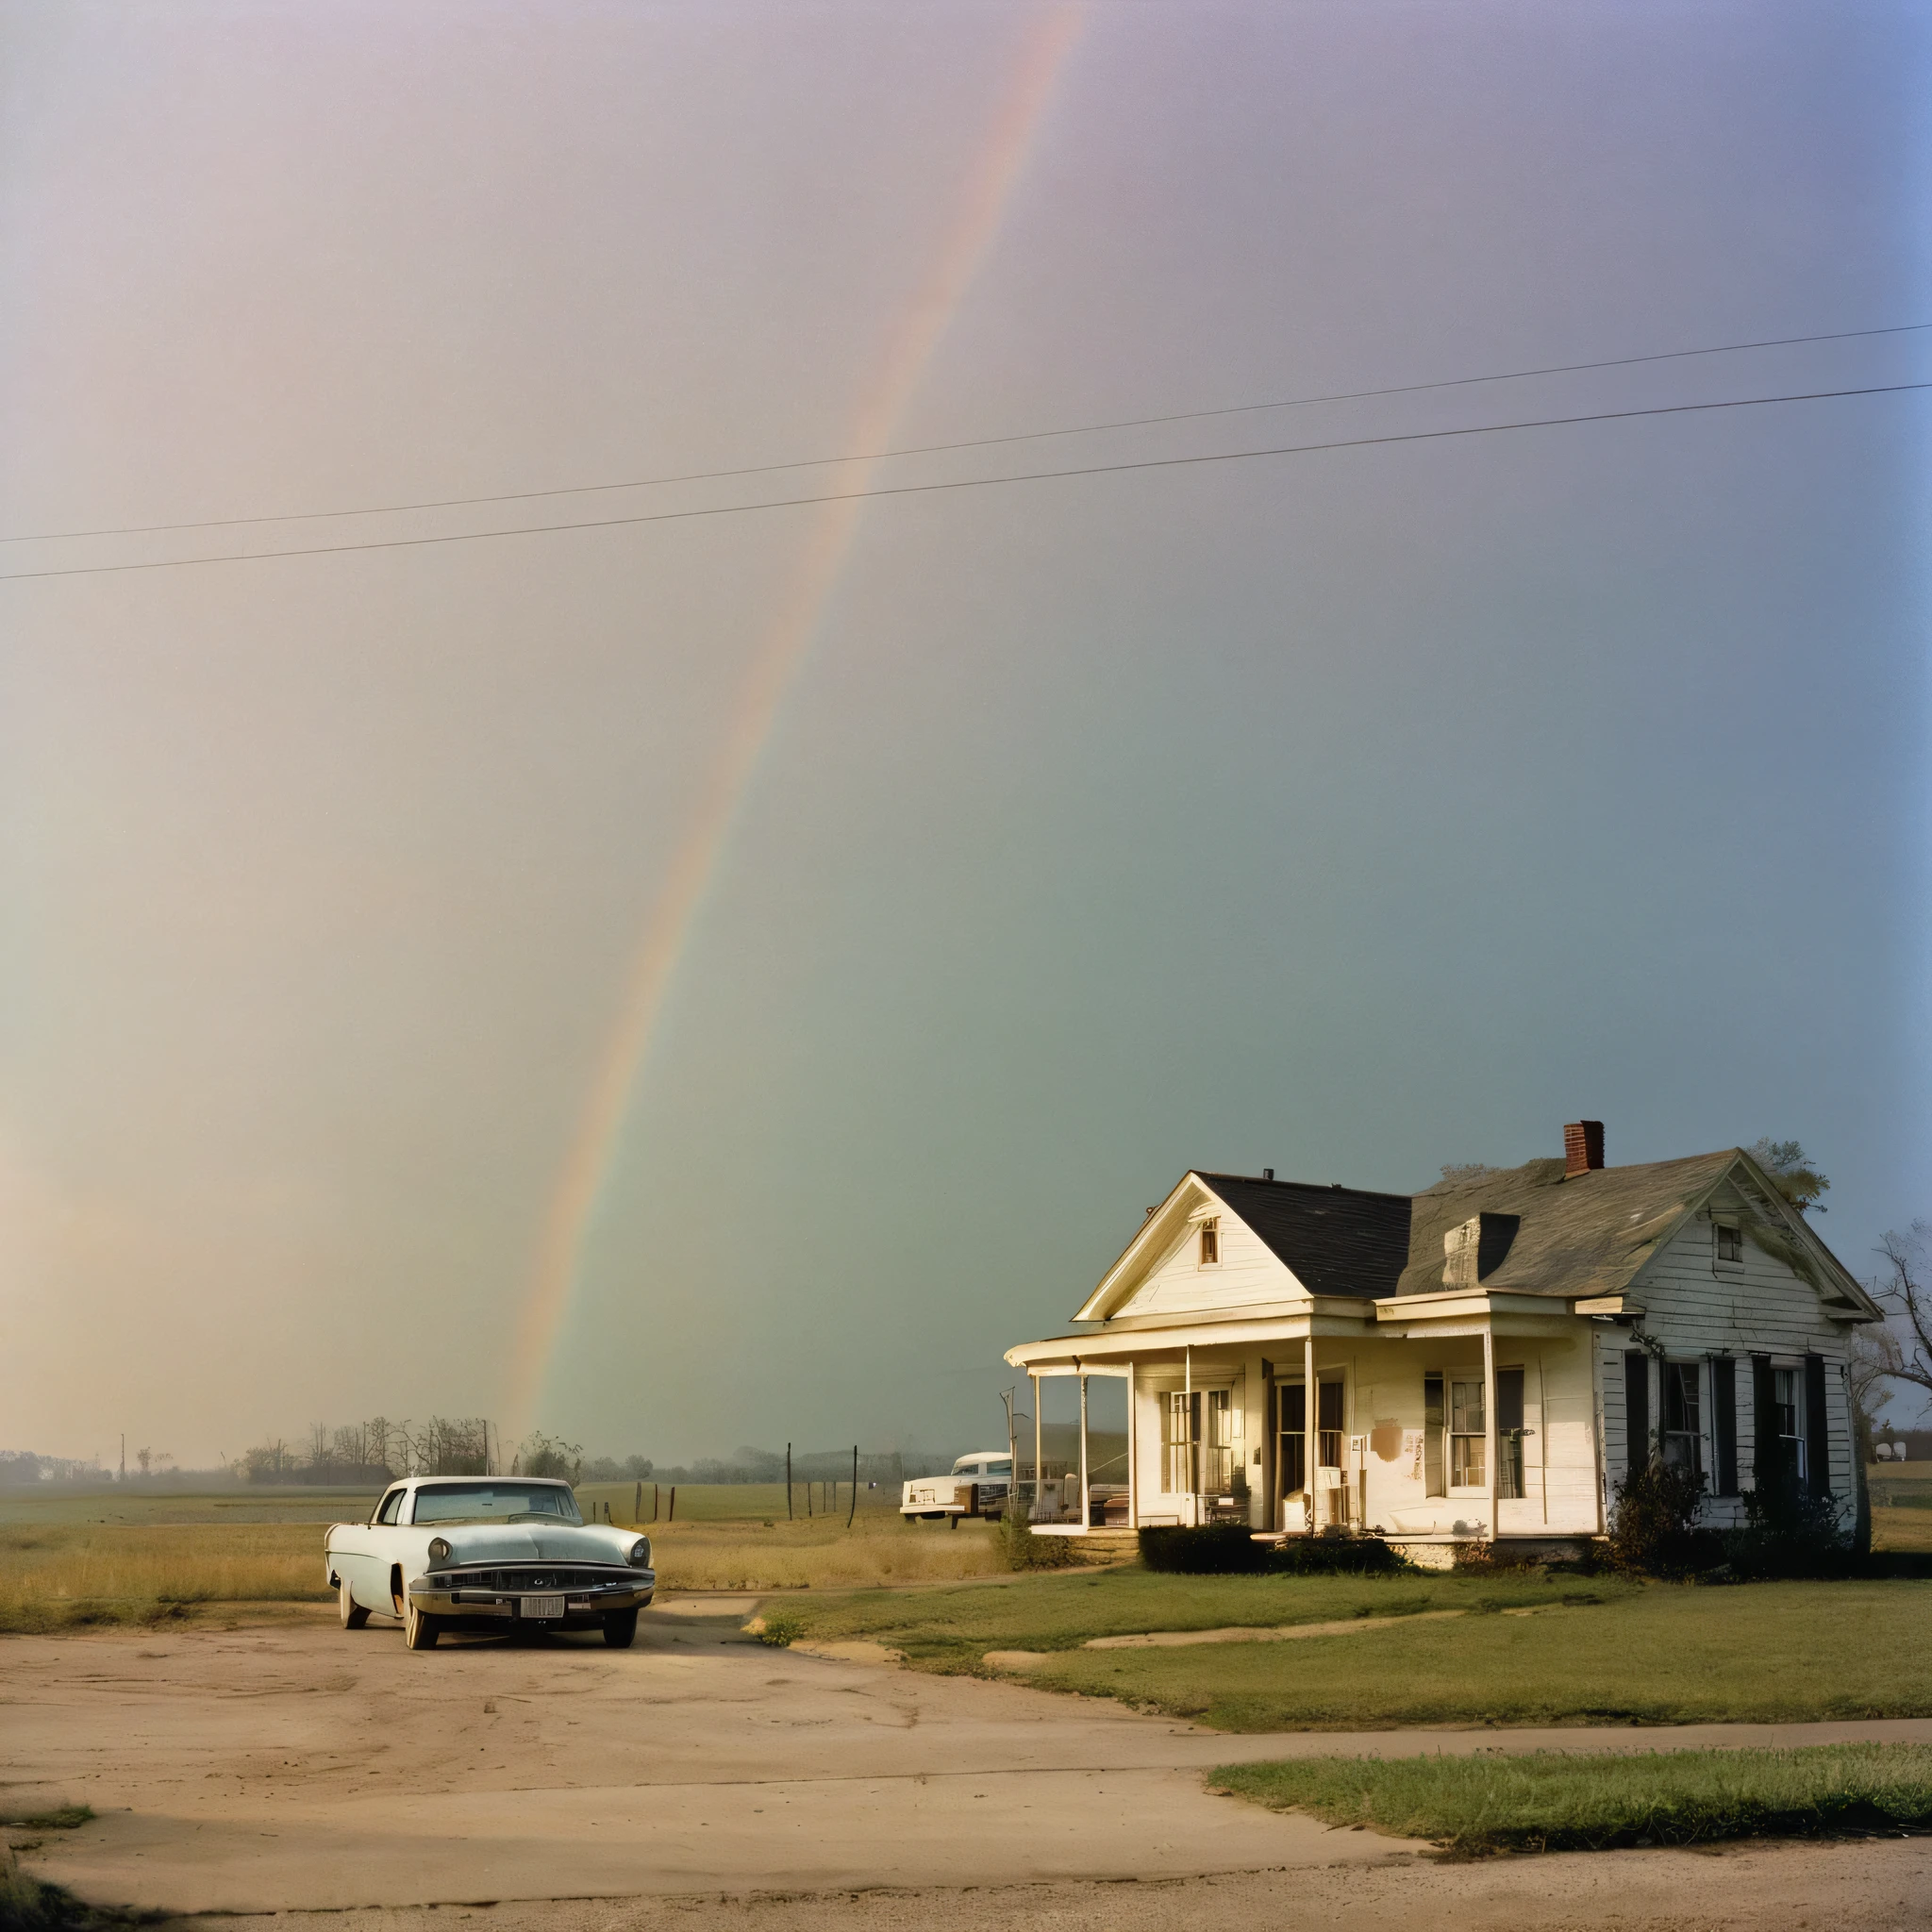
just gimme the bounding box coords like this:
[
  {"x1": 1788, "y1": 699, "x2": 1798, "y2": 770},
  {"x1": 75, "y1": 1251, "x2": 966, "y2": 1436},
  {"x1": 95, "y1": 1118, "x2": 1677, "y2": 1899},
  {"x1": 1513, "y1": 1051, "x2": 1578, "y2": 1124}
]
[{"x1": 669, "y1": 1485, "x2": 676, "y2": 1523}]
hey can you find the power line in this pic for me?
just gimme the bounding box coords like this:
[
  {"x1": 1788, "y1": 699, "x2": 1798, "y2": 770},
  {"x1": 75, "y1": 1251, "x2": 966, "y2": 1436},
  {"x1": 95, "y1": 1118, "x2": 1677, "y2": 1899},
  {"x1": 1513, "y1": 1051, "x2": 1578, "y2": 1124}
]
[
  {"x1": 4, "y1": 321, "x2": 1925, "y2": 547},
  {"x1": 1, "y1": 379, "x2": 1923, "y2": 588}
]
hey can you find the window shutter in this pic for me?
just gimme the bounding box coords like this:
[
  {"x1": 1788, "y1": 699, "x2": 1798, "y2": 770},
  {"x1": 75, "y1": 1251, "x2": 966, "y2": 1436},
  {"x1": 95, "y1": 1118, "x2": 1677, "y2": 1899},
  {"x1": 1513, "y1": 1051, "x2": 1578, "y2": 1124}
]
[
  {"x1": 1711, "y1": 1356, "x2": 1739, "y2": 1496},
  {"x1": 1805, "y1": 1355, "x2": 1830, "y2": 1497},
  {"x1": 1751, "y1": 1354, "x2": 1778, "y2": 1490},
  {"x1": 1624, "y1": 1352, "x2": 1649, "y2": 1478}
]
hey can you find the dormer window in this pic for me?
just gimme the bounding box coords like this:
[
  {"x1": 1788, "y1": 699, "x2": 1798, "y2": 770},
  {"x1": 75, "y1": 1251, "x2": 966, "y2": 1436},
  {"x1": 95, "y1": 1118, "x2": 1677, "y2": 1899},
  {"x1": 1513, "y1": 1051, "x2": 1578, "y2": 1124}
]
[
  {"x1": 1199, "y1": 1218, "x2": 1221, "y2": 1266},
  {"x1": 1714, "y1": 1222, "x2": 1743, "y2": 1267}
]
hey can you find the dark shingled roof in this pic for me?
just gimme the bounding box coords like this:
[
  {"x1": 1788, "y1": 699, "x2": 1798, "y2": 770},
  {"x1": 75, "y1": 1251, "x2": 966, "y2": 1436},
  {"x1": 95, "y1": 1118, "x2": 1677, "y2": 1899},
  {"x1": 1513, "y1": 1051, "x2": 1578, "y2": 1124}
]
[
  {"x1": 1193, "y1": 1172, "x2": 1413, "y2": 1300},
  {"x1": 1394, "y1": 1148, "x2": 1743, "y2": 1301}
]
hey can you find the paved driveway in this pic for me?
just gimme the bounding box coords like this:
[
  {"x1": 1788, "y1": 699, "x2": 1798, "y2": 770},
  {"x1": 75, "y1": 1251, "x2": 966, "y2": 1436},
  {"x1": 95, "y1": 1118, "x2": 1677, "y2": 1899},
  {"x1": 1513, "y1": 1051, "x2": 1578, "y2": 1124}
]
[{"x1": 6, "y1": 1601, "x2": 1931, "y2": 1917}]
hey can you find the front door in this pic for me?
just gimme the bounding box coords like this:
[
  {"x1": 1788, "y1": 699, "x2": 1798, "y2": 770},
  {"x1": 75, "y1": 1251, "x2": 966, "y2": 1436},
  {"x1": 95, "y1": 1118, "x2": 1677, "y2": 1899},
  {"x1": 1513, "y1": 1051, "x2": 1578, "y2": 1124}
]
[{"x1": 1275, "y1": 1382, "x2": 1306, "y2": 1526}]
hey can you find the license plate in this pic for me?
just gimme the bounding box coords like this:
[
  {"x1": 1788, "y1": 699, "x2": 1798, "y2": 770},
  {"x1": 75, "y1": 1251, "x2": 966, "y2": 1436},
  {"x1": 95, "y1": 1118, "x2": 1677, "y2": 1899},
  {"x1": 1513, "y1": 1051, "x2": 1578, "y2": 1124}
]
[{"x1": 522, "y1": 1594, "x2": 565, "y2": 1619}]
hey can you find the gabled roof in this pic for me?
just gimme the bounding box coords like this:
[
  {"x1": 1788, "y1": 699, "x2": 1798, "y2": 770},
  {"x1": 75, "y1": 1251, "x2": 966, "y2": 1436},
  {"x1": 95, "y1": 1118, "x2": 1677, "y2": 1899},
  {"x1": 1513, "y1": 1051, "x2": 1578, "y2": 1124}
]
[
  {"x1": 1074, "y1": 1146, "x2": 1879, "y2": 1327},
  {"x1": 1193, "y1": 1172, "x2": 1412, "y2": 1300},
  {"x1": 1394, "y1": 1146, "x2": 1875, "y2": 1310},
  {"x1": 1077, "y1": 1170, "x2": 1411, "y2": 1319}
]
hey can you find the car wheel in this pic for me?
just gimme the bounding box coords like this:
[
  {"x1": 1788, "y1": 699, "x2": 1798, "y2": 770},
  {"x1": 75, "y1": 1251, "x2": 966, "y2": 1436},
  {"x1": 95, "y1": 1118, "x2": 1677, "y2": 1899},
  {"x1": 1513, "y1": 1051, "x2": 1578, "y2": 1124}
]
[
  {"x1": 339, "y1": 1578, "x2": 370, "y2": 1629},
  {"x1": 602, "y1": 1608, "x2": 639, "y2": 1649},
  {"x1": 403, "y1": 1596, "x2": 441, "y2": 1650}
]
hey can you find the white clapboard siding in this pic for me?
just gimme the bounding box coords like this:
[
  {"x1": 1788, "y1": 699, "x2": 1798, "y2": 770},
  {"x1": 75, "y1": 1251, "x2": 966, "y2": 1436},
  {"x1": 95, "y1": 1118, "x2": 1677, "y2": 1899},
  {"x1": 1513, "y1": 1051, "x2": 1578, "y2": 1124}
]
[
  {"x1": 1603, "y1": 1188, "x2": 1857, "y2": 1525},
  {"x1": 1114, "y1": 1198, "x2": 1301, "y2": 1317},
  {"x1": 1535, "y1": 1338, "x2": 1601, "y2": 1531}
]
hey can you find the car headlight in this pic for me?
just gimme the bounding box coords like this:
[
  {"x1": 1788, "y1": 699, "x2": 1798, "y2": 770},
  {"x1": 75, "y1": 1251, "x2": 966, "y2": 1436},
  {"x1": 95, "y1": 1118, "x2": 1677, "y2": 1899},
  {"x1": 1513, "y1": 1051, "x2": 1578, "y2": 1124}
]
[
  {"x1": 627, "y1": 1537, "x2": 650, "y2": 1567},
  {"x1": 427, "y1": 1537, "x2": 452, "y2": 1564}
]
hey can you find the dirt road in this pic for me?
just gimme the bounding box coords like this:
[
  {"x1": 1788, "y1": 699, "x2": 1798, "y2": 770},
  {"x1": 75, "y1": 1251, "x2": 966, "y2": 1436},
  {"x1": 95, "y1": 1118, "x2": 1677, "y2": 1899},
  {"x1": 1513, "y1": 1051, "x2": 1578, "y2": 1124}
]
[{"x1": 6, "y1": 1601, "x2": 1930, "y2": 1927}]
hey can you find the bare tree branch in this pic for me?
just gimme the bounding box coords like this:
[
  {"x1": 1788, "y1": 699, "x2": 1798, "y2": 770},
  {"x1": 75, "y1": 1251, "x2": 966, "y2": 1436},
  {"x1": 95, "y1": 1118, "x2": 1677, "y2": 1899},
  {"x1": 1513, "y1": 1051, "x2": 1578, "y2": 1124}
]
[{"x1": 1871, "y1": 1221, "x2": 1932, "y2": 1404}]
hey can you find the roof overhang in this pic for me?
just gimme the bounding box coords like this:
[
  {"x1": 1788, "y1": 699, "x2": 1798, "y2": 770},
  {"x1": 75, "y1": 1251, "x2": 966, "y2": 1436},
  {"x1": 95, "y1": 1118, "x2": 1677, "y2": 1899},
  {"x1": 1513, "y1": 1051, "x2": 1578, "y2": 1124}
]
[
  {"x1": 1631, "y1": 1150, "x2": 1884, "y2": 1323},
  {"x1": 1007, "y1": 1297, "x2": 1379, "y2": 1369}
]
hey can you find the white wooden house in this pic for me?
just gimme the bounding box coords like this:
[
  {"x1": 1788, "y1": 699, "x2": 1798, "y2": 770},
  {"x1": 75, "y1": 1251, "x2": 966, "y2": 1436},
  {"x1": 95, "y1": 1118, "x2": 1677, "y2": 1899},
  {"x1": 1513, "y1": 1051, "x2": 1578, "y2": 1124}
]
[{"x1": 1004, "y1": 1124, "x2": 1880, "y2": 1559}]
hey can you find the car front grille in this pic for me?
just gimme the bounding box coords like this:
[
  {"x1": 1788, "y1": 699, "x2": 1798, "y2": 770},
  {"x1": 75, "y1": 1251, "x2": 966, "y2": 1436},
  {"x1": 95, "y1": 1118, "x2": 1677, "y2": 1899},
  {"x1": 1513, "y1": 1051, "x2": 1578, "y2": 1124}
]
[{"x1": 445, "y1": 1567, "x2": 630, "y2": 1591}]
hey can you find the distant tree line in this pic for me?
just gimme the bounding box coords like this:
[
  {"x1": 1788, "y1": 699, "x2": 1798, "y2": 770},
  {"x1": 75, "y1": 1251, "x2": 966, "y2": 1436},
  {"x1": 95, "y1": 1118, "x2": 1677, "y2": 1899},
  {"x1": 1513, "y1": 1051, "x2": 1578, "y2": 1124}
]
[
  {"x1": 231, "y1": 1429, "x2": 964, "y2": 1490},
  {"x1": 0, "y1": 1450, "x2": 106, "y2": 1487},
  {"x1": 241, "y1": 1416, "x2": 494, "y2": 1484},
  {"x1": 8, "y1": 1427, "x2": 967, "y2": 1493}
]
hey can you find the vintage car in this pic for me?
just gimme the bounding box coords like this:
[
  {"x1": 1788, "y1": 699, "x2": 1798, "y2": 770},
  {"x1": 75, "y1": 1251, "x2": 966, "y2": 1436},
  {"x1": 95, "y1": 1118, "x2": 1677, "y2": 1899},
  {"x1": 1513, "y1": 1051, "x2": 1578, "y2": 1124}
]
[{"x1": 325, "y1": 1475, "x2": 654, "y2": 1650}]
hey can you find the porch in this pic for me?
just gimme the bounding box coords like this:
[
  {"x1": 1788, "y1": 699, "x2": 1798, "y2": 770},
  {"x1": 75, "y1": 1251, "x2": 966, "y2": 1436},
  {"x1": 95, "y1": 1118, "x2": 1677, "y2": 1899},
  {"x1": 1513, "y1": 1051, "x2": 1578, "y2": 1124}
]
[{"x1": 1006, "y1": 1316, "x2": 1598, "y2": 1543}]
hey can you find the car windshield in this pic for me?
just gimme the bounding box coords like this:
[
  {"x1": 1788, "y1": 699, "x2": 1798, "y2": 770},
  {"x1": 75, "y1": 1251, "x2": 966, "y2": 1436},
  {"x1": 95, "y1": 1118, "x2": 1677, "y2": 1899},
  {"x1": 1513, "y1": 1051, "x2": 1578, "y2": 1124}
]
[{"x1": 410, "y1": 1483, "x2": 583, "y2": 1525}]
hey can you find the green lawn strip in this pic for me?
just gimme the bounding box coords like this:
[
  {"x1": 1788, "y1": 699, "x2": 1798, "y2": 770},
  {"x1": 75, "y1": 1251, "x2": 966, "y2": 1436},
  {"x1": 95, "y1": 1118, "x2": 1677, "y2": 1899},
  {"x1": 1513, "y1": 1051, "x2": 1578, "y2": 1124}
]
[
  {"x1": 763, "y1": 1568, "x2": 1637, "y2": 1668},
  {"x1": 1211, "y1": 1743, "x2": 1932, "y2": 1853},
  {"x1": 1013, "y1": 1581, "x2": 1932, "y2": 1729},
  {"x1": 0, "y1": 1809, "x2": 91, "y2": 1833}
]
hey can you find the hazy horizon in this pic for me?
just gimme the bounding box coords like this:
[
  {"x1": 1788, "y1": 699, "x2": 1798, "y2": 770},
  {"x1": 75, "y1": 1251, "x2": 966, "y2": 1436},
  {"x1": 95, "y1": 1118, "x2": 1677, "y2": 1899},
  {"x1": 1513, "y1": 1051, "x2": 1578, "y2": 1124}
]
[{"x1": 4, "y1": 0, "x2": 1928, "y2": 1467}]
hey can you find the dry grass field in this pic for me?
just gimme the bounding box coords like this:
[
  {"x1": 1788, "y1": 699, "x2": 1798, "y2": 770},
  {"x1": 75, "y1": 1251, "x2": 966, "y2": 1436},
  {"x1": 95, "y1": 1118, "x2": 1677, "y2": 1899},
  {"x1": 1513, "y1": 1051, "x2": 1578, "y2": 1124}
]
[
  {"x1": 1871, "y1": 1464, "x2": 1932, "y2": 1553},
  {"x1": 0, "y1": 1485, "x2": 382, "y2": 1528},
  {"x1": 645, "y1": 1513, "x2": 1022, "y2": 1590},
  {"x1": 0, "y1": 1485, "x2": 1028, "y2": 1627},
  {"x1": 3, "y1": 1467, "x2": 1919, "y2": 1634},
  {"x1": 0, "y1": 1523, "x2": 332, "y2": 1630}
]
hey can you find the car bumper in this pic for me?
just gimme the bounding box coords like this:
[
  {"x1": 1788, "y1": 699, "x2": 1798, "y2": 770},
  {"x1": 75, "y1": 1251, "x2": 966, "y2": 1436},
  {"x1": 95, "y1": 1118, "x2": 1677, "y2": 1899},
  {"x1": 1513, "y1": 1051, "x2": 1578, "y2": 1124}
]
[{"x1": 408, "y1": 1573, "x2": 656, "y2": 1626}]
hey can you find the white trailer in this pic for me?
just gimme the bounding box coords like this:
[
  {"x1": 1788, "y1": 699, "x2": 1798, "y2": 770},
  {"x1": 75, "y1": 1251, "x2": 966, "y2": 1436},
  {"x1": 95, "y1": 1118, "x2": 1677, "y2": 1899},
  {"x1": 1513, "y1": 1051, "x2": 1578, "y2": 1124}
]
[{"x1": 901, "y1": 1451, "x2": 1012, "y2": 1522}]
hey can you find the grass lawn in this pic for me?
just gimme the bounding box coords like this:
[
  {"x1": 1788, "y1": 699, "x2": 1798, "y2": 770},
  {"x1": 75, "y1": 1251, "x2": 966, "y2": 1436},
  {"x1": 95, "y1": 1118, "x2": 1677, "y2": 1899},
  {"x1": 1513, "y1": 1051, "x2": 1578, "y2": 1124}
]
[
  {"x1": 761, "y1": 1567, "x2": 1639, "y2": 1660},
  {"x1": 1212, "y1": 1742, "x2": 1932, "y2": 1853},
  {"x1": 770, "y1": 1569, "x2": 1932, "y2": 1730}
]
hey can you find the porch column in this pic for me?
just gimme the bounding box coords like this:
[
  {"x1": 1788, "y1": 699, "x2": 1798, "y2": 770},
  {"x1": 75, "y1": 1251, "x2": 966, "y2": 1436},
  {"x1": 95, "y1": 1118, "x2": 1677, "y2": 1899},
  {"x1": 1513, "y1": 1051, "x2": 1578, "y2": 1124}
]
[
  {"x1": 1483, "y1": 1326, "x2": 1498, "y2": 1543},
  {"x1": 1258, "y1": 1359, "x2": 1274, "y2": 1532},
  {"x1": 1303, "y1": 1333, "x2": 1317, "y2": 1535},
  {"x1": 1077, "y1": 1370, "x2": 1091, "y2": 1534},
  {"x1": 1185, "y1": 1346, "x2": 1193, "y2": 1524},
  {"x1": 1031, "y1": 1373, "x2": 1042, "y2": 1524},
  {"x1": 1127, "y1": 1359, "x2": 1139, "y2": 1529}
]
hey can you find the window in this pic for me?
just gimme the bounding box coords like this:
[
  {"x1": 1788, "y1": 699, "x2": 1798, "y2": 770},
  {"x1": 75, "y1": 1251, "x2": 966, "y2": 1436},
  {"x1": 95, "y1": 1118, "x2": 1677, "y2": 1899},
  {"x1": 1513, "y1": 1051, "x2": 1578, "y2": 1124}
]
[
  {"x1": 1714, "y1": 1223, "x2": 1743, "y2": 1266},
  {"x1": 1773, "y1": 1366, "x2": 1807, "y2": 1482},
  {"x1": 1166, "y1": 1389, "x2": 1234, "y2": 1494},
  {"x1": 1164, "y1": 1391, "x2": 1196, "y2": 1493},
  {"x1": 411, "y1": 1482, "x2": 583, "y2": 1525},
  {"x1": 1450, "y1": 1377, "x2": 1486, "y2": 1488},
  {"x1": 1202, "y1": 1389, "x2": 1235, "y2": 1494},
  {"x1": 1661, "y1": 1362, "x2": 1702, "y2": 1477},
  {"x1": 1198, "y1": 1219, "x2": 1220, "y2": 1265},
  {"x1": 375, "y1": 1489, "x2": 406, "y2": 1524}
]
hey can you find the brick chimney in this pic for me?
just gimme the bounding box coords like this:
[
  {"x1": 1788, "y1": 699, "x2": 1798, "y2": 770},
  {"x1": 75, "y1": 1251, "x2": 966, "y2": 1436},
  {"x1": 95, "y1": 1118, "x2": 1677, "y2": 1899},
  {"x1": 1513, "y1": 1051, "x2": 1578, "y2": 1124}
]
[{"x1": 1564, "y1": 1120, "x2": 1605, "y2": 1176}]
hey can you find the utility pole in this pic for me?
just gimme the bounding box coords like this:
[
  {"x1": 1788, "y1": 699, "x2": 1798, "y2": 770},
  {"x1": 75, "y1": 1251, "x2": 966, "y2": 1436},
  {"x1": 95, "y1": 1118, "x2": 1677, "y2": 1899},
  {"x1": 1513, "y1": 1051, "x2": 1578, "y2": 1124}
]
[
  {"x1": 119, "y1": 1435, "x2": 125, "y2": 1484},
  {"x1": 786, "y1": 1442, "x2": 792, "y2": 1520},
  {"x1": 846, "y1": 1445, "x2": 858, "y2": 1528}
]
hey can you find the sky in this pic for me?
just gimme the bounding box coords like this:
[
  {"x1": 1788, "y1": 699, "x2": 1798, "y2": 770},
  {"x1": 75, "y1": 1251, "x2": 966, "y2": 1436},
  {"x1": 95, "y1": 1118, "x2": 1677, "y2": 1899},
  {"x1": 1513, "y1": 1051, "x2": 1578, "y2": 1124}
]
[{"x1": 2, "y1": 0, "x2": 1928, "y2": 1471}]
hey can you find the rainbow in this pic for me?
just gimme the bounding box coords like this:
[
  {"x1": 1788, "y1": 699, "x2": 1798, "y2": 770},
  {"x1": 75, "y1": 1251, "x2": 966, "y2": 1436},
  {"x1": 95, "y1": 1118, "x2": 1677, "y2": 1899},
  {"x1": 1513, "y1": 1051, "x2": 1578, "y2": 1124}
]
[{"x1": 504, "y1": 4, "x2": 1087, "y2": 1446}]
